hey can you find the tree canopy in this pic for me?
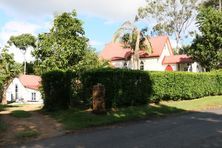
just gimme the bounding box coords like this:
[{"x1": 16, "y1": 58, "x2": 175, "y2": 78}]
[
  {"x1": 185, "y1": 6, "x2": 222, "y2": 71},
  {"x1": 138, "y1": 0, "x2": 199, "y2": 50},
  {"x1": 33, "y1": 10, "x2": 105, "y2": 74},
  {"x1": 0, "y1": 47, "x2": 21, "y2": 104}
]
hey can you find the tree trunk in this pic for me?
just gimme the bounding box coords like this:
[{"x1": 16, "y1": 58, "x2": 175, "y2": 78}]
[
  {"x1": 23, "y1": 51, "x2": 27, "y2": 75},
  {"x1": 220, "y1": 0, "x2": 222, "y2": 11},
  {"x1": 135, "y1": 29, "x2": 141, "y2": 70},
  {"x1": 175, "y1": 33, "x2": 180, "y2": 54},
  {"x1": 1, "y1": 80, "x2": 10, "y2": 104}
]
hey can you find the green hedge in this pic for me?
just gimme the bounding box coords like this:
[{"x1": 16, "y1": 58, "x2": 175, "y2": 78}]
[
  {"x1": 41, "y1": 70, "x2": 74, "y2": 111},
  {"x1": 81, "y1": 68, "x2": 152, "y2": 108},
  {"x1": 41, "y1": 68, "x2": 222, "y2": 111},
  {"x1": 150, "y1": 72, "x2": 222, "y2": 101}
]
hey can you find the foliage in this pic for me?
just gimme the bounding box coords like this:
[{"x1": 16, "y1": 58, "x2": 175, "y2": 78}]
[
  {"x1": 138, "y1": 0, "x2": 199, "y2": 49},
  {"x1": 150, "y1": 71, "x2": 222, "y2": 102},
  {"x1": 8, "y1": 33, "x2": 36, "y2": 74},
  {"x1": 0, "y1": 47, "x2": 21, "y2": 103},
  {"x1": 185, "y1": 7, "x2": 222, "y2": 71},
  {"x1": 33, "y1": 10, "x2": 104, "y2": 74},
  {"x1": 41, "y1": 70, "x2": 74, "y2": 111},
  {"x1": 10, "y1": 110, "x2": 32, "y2": 118},
  {"x1": 112, "y1": 21, "x2": 152, "y2": 69},
  {"x1": 81, "y1": 68, "x2": 153, "y2": 108},
  {"x1": 8, "y1": 34, "x2": 36, "y2": 50}
]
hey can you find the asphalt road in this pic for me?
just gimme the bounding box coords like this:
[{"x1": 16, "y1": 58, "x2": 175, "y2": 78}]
[{"x1": 13, "y1": 109, "x2": 222, "y2": 148}]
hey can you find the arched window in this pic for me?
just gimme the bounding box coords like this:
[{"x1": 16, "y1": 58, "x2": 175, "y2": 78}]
[
  {"x1": 140, "y1": 61, "x2": 144, "y2": 70},
  {"x1": 15, "y1": 84, "x2": 18, "y2": 100},
  {"x1": 165, "y1": 65, "x2": 173, "y2": 71}
]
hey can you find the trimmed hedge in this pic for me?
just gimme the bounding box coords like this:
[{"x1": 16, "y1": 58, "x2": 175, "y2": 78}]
[
  {"x1": 81, "y1": 68, "x2": 152, "y2": 108},
  {"x1": 41, "y1": 70, "x2": 74, "y2": 111},
  {"x1": 41, "y1": 68, "x2": 222, "y2": 111},
  {"x1": 150, "y1": 71, "x2": 222, "y2": 101}
]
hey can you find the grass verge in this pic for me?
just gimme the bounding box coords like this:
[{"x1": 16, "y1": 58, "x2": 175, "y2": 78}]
[
  {"x1": 11, "y1": 110, "x2": 31, "y2": 118},
  {"x1": 0, "y1": 119, "x2": 7, "y2": 132},
  {"x1": 16, "y1": 130, "x2": 39, "y2": 139},
  {"x1": 51, "y1": 96, "x2": 222, "y2": 130}
]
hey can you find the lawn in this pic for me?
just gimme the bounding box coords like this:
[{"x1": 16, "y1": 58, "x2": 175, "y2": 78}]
[
  {"x1": 51, "y1": 96, "x2": 222, "y2": 130},
  {"x1": 10, "y1": 110, "x2": 32, "y2": 118}
]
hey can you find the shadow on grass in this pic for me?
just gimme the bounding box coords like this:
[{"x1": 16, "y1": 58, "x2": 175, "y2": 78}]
[
  {"x1": 50, "y1": 104, "x2": 186, "y2": 131},
  {"x1": 14, "y1": 105, "x2": 222, "y2": 148}
]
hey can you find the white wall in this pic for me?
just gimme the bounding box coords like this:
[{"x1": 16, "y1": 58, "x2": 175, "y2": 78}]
[{"x1": 6, "y1": 78, "x2": 42, "y2": 102}]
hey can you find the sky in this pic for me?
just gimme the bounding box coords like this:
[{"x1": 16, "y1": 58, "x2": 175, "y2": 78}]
[
  {"x1": 0, "y1": 0, "x2": 148, "y2": 63},
  {"x1": 0, "y1": 0, "x2": 196, "y2": 63}
]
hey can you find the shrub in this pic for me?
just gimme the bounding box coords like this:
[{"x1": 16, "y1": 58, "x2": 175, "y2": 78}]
[
  {"x1": 41, "y1": 70, "x2": 74, "y2": 111},
  {"x1": 81, "y1": 68, "x2": 152, "y2": 108},
  {"x1": 41, "y1": 68, "x2": 222, "y2": 111},
  {"x1": 149, "y1": 71, "x2": 222, "y2": 101}
]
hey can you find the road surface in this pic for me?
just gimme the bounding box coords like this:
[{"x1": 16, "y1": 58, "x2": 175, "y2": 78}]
[{"x1": 11, "y1": 109, "x2": 222, "y2": 148}]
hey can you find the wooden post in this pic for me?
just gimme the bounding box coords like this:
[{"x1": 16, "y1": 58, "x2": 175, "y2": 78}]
[{"x1": 92, "y1": 83, "x2": 106, "y2": 114}]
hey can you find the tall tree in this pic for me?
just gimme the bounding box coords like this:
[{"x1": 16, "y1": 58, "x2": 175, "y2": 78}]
[
  {"x1": 0, "y1": 47, "x2": 21, "y2": 104},
  {"x1": 112, "y1": 21, "x2": 152, "y2": 70},
  {"x1": 33, "y1": 10, "x2": 105, "y2": 74},
  {"x1": 185, "y1": 6, "x2": 222, "y2": 71},
  {"x1": 138, "y1": 0, "x2": 199, "y2": 51},
  {"x1": 8, "y1": 34, "x2": 36, "y2": 74}
]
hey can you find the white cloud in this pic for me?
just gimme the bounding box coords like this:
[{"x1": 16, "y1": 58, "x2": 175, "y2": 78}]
[
  {"x1": 89, "y1": 40, "x2": 104, "y2": 46},
  {"x1": 0, "y1": 0, "x2": 146, "y2": 21},
  {"x1": 0, "y1": 21, "x2": 41, "y2": 63}
]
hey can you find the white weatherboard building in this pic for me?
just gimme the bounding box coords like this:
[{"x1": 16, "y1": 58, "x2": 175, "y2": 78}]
[
  {"x1": 100, "y1": 36, "x2": 202, "y2": 72},
  {"x1": 6, "y1": 75, "x2": 42, "y2": 103}
]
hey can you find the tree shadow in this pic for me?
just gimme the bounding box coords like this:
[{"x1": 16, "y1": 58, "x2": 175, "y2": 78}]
[{"x1": 7, "y1": 104, "x2": 222, "y2": 148}]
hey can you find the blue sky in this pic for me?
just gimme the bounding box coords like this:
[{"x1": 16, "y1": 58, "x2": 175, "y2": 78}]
[
  {"x1": 0, "y1": 0, "x2": 196, "y2": 63},
  {"x1": 0, "y1": 0, "x2": 147, "y2": 62}
]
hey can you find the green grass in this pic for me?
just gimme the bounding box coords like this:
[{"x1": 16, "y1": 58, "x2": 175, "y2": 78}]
[
  {"x1": 0, "y1": 120, "x2": 7, "y2": 132},
  {"x1": 15, "y1": 130, "x2": 39, "y2": 139},
  {"x1": 162, "y1": 96, "x2": 222, "y2": 111},
  {"x1": 10, "y1": 110, "x2": 32, "y2": 118},
  {"x1": 51, "y1": 96, "x2": 222, "y2": 130}
]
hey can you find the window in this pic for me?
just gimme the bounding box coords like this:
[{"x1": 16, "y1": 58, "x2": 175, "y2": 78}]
[
  {"x1": 15, "y1": 85, "x2": 18, "y2": 100},
  {"x1": 31, "y1": 92, "x2": 36, "y2": 101},
  {"x1": 140, "y1": 61, "x2": 144, "y2": 70},
  {"x1": 123, "y1": 61, "x2": 127, "y2": 68}
]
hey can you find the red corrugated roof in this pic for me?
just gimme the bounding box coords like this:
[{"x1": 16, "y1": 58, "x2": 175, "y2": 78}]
[
  {"x1": 19, "y1": 75, "x2": 41, "y2": 90},
  {"x1": 99, "y1": 35, "x2": 172, "y2": 60},
  {"x1": 163, "y1": 55, "x2": 193, "y2": 64}
]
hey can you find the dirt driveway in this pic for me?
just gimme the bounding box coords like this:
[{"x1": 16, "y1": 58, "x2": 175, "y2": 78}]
[{"x1": 0, "y1": 103, "x2": 64, "y2": 146}]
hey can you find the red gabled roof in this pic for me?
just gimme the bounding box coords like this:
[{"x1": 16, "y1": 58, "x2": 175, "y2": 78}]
[
  {"x1": 99, "y1": 43, "x2": 132, "y2": 61},
  {"x1": 163, "y1": 55, "x2": 193, "y2": 64},
  {"x1": 19, "y1": 75, "x2": 41, "y2": 90},
  {"x1": 99, "y1": 35, "x2": 173, "y2": 60}
]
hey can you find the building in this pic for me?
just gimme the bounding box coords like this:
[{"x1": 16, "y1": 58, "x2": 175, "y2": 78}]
[
  {"x1": 6, "y1": 75, "x2": 42, "y2": 103},
  {"x1": 100, "y1": 36, "x2": 202, "y2": 72}
]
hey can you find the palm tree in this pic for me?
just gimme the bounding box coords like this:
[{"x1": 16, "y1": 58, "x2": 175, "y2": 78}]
[{"x1": 112, "y1": 20, "x2": 152, "y2": 70}]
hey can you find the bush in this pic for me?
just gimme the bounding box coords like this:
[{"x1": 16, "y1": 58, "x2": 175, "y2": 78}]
[
  {"x1": 42, "y1": 70, "x2": 74, "y2": 111},
  {"x1": 81, "y1": 68, "x2": 152, "y2": 108},
  {"x1": 41, "y1": 68, "x2": 222, "y2": 111},
  {"x1": 150, "y1": 72, "x2": 222, "y2": 101}
]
